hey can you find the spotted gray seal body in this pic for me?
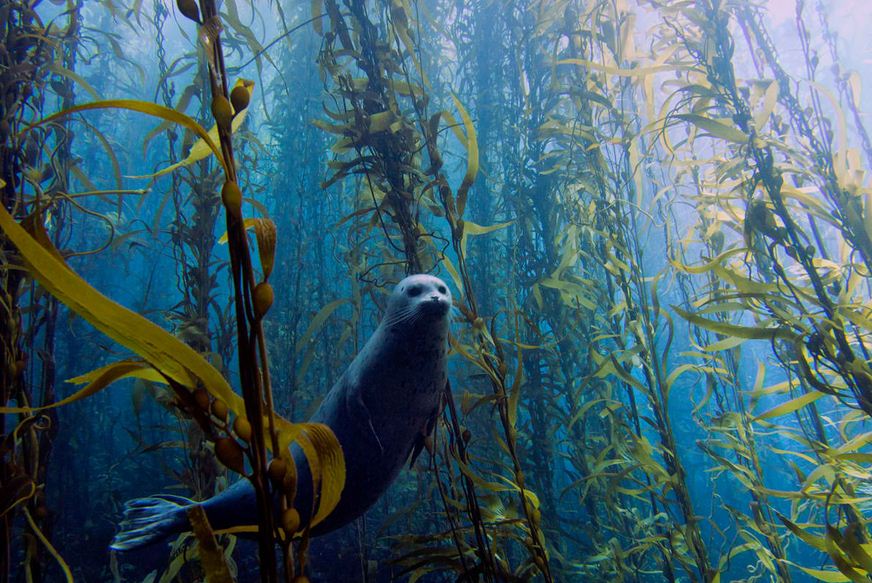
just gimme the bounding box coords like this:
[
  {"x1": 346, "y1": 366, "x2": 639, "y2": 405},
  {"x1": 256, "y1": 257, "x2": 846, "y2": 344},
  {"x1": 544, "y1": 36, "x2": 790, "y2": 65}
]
[{"x1": 111, "y1": 274, "x2": 451, "y2": 550}]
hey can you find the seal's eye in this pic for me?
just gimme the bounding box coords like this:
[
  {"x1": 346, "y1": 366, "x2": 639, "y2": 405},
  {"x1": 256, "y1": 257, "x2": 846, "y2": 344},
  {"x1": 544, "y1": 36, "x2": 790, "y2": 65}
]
[
  {"x1": 437, "y1": 285, "x2": 447, "y2": 294},
  {"x1": 407, "y1": 285, "x2": 422, "y2": 297}
]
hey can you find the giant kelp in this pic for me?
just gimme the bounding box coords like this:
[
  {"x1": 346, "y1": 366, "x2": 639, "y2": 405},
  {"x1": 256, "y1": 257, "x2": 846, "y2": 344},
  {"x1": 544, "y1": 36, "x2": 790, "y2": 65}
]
[
  {"x1": 1, "y1": 2, "x2": 345, "y2": 582},
  {"x1": 2, "y1": 1, "x2": 872, "y2": 582},
  {"x1": 1, "y1": 2, "x2": 77, "y2": 580}
]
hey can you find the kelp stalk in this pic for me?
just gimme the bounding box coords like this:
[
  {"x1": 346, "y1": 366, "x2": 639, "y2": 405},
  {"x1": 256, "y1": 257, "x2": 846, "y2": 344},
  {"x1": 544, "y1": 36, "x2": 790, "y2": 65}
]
[
  {"x1": 0, "y1": 3, "x2": 58, "y2": 582},
  {"x1": 194, "y1": 1, "x2": 281, "y2": 580}
]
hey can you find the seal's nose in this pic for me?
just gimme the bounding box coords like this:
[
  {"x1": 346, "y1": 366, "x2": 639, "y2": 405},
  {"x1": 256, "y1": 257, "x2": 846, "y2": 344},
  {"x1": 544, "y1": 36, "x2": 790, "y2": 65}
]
[{"x1": 430, "y1": 294, "x2": 440, "y2": 302}]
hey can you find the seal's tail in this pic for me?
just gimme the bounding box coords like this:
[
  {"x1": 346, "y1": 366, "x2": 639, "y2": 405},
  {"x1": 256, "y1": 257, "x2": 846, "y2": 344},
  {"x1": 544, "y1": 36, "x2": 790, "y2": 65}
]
[{"x1": 110, "y1": 495, "x2": 192, "y2": 551}]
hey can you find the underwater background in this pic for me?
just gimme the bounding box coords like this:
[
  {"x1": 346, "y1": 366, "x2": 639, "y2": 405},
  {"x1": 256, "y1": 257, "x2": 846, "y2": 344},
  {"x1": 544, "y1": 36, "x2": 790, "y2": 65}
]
[{"x1": 3, "y1": 0, "x2": 872, "y2": 581}]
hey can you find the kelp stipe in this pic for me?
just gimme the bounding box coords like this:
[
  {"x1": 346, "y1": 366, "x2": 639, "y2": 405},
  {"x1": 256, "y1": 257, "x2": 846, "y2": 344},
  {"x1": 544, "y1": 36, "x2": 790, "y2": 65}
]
[{"x1": 0, "y1": 2, "x2": 78, "y2": 581}]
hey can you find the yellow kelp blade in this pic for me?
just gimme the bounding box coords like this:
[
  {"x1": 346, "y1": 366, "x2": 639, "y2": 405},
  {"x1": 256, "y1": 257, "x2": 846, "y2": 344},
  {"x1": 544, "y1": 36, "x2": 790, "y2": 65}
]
[
  {"x1": 753, "y1": 390, "x2": 826, "y2": 421},
  {"x1": 219, "y1": 218, "x2": 278, "y2": 280},
  {"x1": 459, "y1": 219, "x2": 512, "y2": 259},
  {"x1": 186, "y1": 506, "x2": 234, "y2": 583},
  {"x1": 132, "y1": 79, "x2": 255, "y2": 180},
  {"x1": 672, "y1": 306, "x2": 799, "y2": 342},
  {"x1": 0, "y1": 360, "x2": 165, "y2": 414},
  {"x1": 158, "y1": 535, "x2": 198, "y2": 583},
  {"x1": 710, "y1": 541, "x2": 758, "y2": 583},
  {"x1": 0, "y1": 204, "x2": 243, "y2": 414},
  {"x1": 0, "y1": 475, "x2": 35, "y2": 518},
  {"x1": 24, "y1": 99, "x2": 226, "y2": 175},
  {"x1": 0, "y1": 204, "x2": 345, "y2": 525},
  {"x1": 794, "y1": 567, "x2": 853, "y2": 582},
  {"x1": 296, "y1": 298, "x2": 352, "y2": 354},
  {"x1": 450, "y1": 93, "x2": 479, "y2": 217},
  {"x1": 278, "y1": 423, "x2": 345, "y2": 529}
]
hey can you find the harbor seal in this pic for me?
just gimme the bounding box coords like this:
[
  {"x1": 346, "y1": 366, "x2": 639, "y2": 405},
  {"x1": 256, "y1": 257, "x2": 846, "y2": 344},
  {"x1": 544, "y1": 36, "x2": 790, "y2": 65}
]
[{"x1": 111, "y1": 274, "x2": 451, "y2": 549}]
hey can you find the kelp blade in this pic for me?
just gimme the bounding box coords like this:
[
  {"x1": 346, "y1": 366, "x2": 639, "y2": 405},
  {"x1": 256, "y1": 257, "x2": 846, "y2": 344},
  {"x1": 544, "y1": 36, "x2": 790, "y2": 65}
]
[
  {"x1": 186, "y1": 506, "x2": 234, "y2": 583},
  {"x1": 25, "y1": 99, "x2": 227, "y2": 175},
  {"x1": 0, "y1": 204, "x2": 345, "y2": 526},
  {"x1": 0, "y1": 203, "x2": 241, "y2": 414},
  {"x1": 0, "y1": 360, "x2": 167, "y2": 414}
]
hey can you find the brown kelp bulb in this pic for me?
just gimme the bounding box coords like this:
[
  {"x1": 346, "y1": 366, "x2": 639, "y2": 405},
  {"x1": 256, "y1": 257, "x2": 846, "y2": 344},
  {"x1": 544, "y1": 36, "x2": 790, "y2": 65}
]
[
  {"x1": 214, "y1": 438, "x2": 245, "y2": 474},
  {"x1": 233, "y1": 416, "x2": 252, "y2": 442},
  {"x1": 281, "y1": 508, "x2": 301, "y2": 534},
  {"x1": 211, "y1": 399, "x2": 229, "y2": 422},
  {"x1": 253, "y1": 282, "x2": 274, "y2": 318},
  {"x1": 221, "y1": 181, "x2": 242, "y2": 214},
  {"x1": 176, "y1": 0, "x2": 200, "y2": 22},
  {"x1": 212, "y1": 95, "x2": 233, "y2": 132},
  {"x1": 461, "y1": 428, "x2": 472, "y2": 443},
  {"x1": 34, "y1": 505, "x2": 48, "y2": 519},
  {"x1": 268, "y1": 458, "x2": 287, "y2": 483},
  {"x1": 230, "y1": 85, "x2": 250, "y2": 113},
  {"x1": 193, "y1": 388, "x2": 210, "y2": 411},
  {"x1": 292, "y1": 578, "x2": 310, "y2": 583}
]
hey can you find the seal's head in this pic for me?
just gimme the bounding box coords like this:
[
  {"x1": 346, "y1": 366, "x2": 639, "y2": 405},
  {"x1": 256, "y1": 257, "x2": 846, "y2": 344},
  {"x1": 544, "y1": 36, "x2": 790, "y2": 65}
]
[{"x1": 384, "y1": 274, "x2": 452, "y2": 330}]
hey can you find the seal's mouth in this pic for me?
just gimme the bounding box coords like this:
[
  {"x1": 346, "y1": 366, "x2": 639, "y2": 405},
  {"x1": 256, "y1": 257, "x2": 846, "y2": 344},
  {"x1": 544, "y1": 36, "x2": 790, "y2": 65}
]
[{"x1": 419, "y1": 297, "x2": 450, "y2": 318}]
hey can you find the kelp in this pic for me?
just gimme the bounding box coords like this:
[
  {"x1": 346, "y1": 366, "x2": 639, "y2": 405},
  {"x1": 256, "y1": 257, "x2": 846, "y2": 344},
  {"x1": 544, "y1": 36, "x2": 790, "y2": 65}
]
[
  {"x1": 1, "y1": 2, "x2": 345, "y2": 582},
  {"x1": 5, "y1": 0, "x2": 872, "y2": 581},
  {"x1": 644, "y1": 0, "x2": 872, "y2": 581},
  {"x1": 0, "y1": 2, "x2": 71, "y2": 581},
  {"x1": 311, "y1": 1, "x2": 605, "y2": 580}
]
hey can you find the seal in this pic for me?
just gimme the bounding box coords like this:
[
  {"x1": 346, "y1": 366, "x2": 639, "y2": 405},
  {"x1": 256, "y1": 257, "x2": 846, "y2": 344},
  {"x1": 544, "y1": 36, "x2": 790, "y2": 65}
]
[{"x1": 111, "y1": 274, "x2": 451, "y2": 550}]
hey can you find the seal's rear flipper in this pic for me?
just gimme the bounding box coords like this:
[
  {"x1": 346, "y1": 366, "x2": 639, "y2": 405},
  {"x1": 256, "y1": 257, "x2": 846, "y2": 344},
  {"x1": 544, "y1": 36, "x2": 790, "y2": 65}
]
[{"x1": 110, "y1": 495, "x2": 192, "y2": 551}]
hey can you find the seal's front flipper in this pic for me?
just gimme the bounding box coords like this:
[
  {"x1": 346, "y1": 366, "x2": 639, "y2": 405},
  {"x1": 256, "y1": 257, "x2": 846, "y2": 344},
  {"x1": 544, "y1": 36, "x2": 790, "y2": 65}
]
[
  {"x1": 110, "y1": 495, "x2": 191, "y2": 551},
  {"x1": 409, "y1": 380, "x2": 448, "y2": 468},
  {"x1": 408, "y1": 431, "x2": 429, "y2": 468}
]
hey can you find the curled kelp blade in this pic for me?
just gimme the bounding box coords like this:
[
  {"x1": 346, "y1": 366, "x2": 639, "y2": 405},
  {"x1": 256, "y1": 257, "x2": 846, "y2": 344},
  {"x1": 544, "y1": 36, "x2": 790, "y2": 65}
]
[
  {"x1": 278, "y1": 423, "x2": 345, "y2": 529},
  {"x1": 217, "y1": 217, "x2": 277, "y2": 280}
]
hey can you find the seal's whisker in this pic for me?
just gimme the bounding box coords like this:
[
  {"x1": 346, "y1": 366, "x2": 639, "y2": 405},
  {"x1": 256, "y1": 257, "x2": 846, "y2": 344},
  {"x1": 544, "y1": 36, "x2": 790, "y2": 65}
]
[
  {"x1": 382, "y1": 313, "x2": 409, "y2": 328},
  {"x1": 406, "y1": 310, "x2": 425, "y2": 328},
  {"x1": 383, "y1": 305, "x2": 417, "y2": 327}
]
